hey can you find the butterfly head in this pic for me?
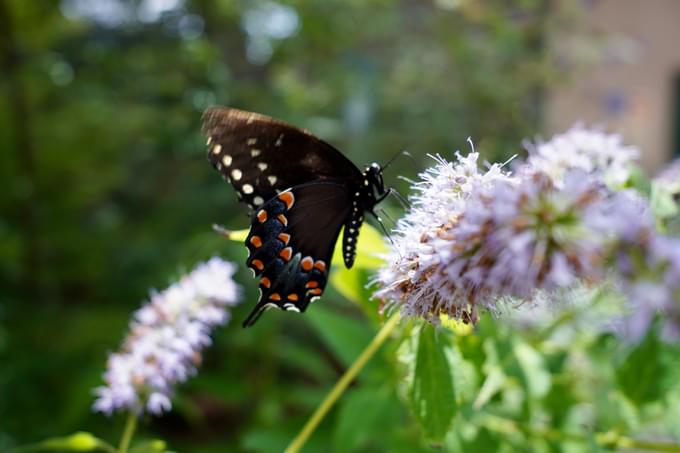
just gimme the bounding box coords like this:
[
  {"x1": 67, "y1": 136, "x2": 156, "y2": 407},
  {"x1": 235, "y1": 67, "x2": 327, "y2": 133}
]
[{"x1": 364, "y1": 162, "x2": 387, "y2": 204}]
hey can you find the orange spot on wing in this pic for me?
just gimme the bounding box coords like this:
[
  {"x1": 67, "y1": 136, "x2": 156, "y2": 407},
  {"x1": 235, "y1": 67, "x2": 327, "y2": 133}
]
[
  {"x1": 251, "y1": 259, "x2": 264, "y2": 271},
  {"x1": 301, "y1": 256, "x2": 314, "y2": 271},
  {"x1": 260, "y1": 277, "x2": 271, "y2": 288},
  {"x1": 287, "y1": 293, "x2": 299, "y2": 301},
  {"x1": 313, "y1": 260, "x2": 326, "y2": 272},
  {"x1": 279, "y1": 247, "x2": 293, "y2": 261},
  {"x1": 277, "y1": 214, "x2": 288, "y2": 226},
  {"x1": 308, "y1": 288, "x2": 322, "y2": 296},
  {"x1": 278, "y1": 233, "x2": 291, "y2": 245},
  {"x1": 257, "y1": 209, "x2": 267, "y2": 223},
  {"x1": 249, "y1": 236, "x2": 262, "y2": 248},
  {"x1": 269, "y1": 293, "x2": 281, "y2": 301},
  {"x1": 278, "y1": 191, "x2": 295, "y2": 209},
  {"x1": 305, "y1": 281, "x2": 319, "y2": 289}
]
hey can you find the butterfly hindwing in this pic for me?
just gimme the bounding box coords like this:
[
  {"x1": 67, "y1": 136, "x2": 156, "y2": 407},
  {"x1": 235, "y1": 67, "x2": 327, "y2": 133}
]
[
  {"x1": 202, "y1": 107, "x2": 362, "y2": 210},
  {"x1": 242, "y1": 182, "x2": 352, "y2": 327}
]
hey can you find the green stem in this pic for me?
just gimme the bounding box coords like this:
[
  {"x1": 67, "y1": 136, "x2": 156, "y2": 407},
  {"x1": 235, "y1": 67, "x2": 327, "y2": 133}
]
[
  {"x1": 284, "y1": 313, "x2": 400, "y2": 453},
  {"x1": 117, "y1": 412, "x2": 137, "y2": 453},
  {"x1": 615, "y1": 437, "x2": 680, "y2": 452}
]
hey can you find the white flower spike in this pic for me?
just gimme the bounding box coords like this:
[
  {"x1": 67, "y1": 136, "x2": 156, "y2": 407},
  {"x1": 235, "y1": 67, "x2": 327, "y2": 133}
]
[{"x1": 93, "y1": 257, "x2": 240, "y2": 416}]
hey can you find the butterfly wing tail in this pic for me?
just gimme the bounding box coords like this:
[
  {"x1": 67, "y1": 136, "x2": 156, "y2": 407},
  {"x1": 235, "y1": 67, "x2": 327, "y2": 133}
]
[{"x1": 242, "y1": 301, "x2": 271, "y2": 328}]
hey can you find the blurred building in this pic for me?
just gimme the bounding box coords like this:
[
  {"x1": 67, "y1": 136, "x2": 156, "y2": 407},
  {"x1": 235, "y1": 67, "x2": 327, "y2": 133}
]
[{"x1": 547, "y1": 0, "x2": 680, "y2": 173}]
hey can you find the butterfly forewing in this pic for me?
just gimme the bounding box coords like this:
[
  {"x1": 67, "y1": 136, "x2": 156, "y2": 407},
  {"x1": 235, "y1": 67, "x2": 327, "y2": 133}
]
[
  {"x1": 242, "y1": 182, "x2": 351, "y2": 326},
  {"x1": 202, "y1": 107, "x2": 362, "y2": 210}
]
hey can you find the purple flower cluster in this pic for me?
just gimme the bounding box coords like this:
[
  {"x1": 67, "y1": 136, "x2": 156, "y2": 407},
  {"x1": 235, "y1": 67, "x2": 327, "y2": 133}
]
[
  {"x1": 93, "y1": 257, "x2": 240, "y2": 415},
  {"x1": 377, "y1": 160, "x2": 614, "y2": 323},
  {"x1": 375, "y1": 152, "x2": 515, "y2": 323},
  {"x1": 377, "y1": 129, "x2": 680, "y2": 337},
  {"x1": 604, "y1": 197, "x2": 680, "y2": 340},
  {"x1": 524, "y1": 124, "x2": 639, "y2": 188}
]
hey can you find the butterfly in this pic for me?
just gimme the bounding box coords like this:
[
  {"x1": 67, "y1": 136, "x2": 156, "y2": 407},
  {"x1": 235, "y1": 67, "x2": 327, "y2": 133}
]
[{"x1": 202, "y1": 107, "x2": 389, "y2": 327}]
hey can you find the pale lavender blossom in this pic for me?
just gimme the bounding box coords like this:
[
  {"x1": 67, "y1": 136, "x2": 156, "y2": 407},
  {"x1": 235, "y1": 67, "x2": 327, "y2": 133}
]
[
  {"x1": 610, "y1": 208, "x2": 680, "y2": 341},
  {"x1": 375, "y1": 148, "x2": 616, "y2": 323},
  {"x1": 375, "y1": 144, "x2": 674, "y2": 328},
  {"x1": 375, "y1": 151, "x2": 515, "y2": 323},
  {"x1": 377, "y1": 132, "x2": 680, "y2": 339},
  {"x1": 93, "y1": 257, "x2": 240, "y2": 416},
  {"x1": 524, "y1": 124, "x2": 639, "y2": 188}
]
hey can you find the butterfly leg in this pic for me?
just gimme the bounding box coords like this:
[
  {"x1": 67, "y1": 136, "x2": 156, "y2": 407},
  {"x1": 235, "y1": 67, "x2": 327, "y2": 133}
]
[{"x1": 375, "y1": 186, "x2": 410, "y2": 209}]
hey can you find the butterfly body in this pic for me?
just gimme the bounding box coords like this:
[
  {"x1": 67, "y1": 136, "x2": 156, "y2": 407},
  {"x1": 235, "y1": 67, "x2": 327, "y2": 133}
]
[{"x1": 202, "y1": 107, "x2": 387, "y2": 326}]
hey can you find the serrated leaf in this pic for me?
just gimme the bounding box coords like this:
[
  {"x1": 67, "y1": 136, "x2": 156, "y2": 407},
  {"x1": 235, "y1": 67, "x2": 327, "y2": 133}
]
[{"x1": 410, "y1": 325, "x2": 457, "y2": 443}]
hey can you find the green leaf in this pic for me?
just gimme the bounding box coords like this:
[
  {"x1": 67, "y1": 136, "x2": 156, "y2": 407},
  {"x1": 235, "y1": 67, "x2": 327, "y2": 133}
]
[
  {"x1": 447, "y1": 340, "x2": 478, "y2": 405},
  {"x1": 626, "y1": 164, "x2": 651, "y2": 197},
  {"x1": 328, "y1": 265, "x2": 383, "y2": 323},
  {"x1": 275, "y1": 340, "x2": 335, "y2": 382},
  {"x1": 130, "y1": 440, "x2": 169, "y2": 453},
  {"x1": 410, "y1": 325, "x2": 457, "y2": 443},
  {"x1": 216, "y1": 227, "x2": 249, "y2": 242},
  {"x1": 460, "y1": 427, "x2": 501, "y2": 451},
  {"x1": 651, "y1": 181, "x2": 679, "y2": 220},
  {"x1": 513, "y1": 339, "x2": 551, "y2": 399},
  {"x1": 305, "y1": 303, "x2": 373, "y2": 367},
  {"x1": 241, "y1": 428, "x2": 293, "y2": 453},
  {"x1": 616, "y1": 328, "x2": 669, "y2": 405},
  {"x1": 329, "y1": 263, "x2": 366, "y2": 305},
  {"x1": 331, "y1": 223, "x2": 387, "y2": 270},
  {"x1": 473, "y1": 339, "x2": 506, "y2": 409},
  {"x1": 18, "y1": 432, "x2": 114, "y2": 452},
  {"x1": 333, "y1": 386, "x2": 396, "y2": 452}
]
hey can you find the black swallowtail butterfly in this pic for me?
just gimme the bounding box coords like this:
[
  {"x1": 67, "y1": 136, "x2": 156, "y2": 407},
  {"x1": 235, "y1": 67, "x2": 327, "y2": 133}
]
[{"x1": 202, "y1": 107, "x2": 389, "y2": 327}]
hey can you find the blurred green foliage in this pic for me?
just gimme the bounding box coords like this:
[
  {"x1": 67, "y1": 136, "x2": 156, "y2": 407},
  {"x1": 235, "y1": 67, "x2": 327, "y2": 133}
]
[{"x1": 5, "y1": 0, "x2": 680, "y2": 452}]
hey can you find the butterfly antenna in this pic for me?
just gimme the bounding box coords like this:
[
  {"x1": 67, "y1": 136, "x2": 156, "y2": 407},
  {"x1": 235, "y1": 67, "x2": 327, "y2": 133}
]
[{"x1": 382, "y1": 150, "x2": 418, "y2": 172}]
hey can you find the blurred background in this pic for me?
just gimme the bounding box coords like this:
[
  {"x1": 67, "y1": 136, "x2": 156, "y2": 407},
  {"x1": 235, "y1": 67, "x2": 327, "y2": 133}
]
[{"x1": 1, "y1": 0, "x2": 679, "y2": 451}]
